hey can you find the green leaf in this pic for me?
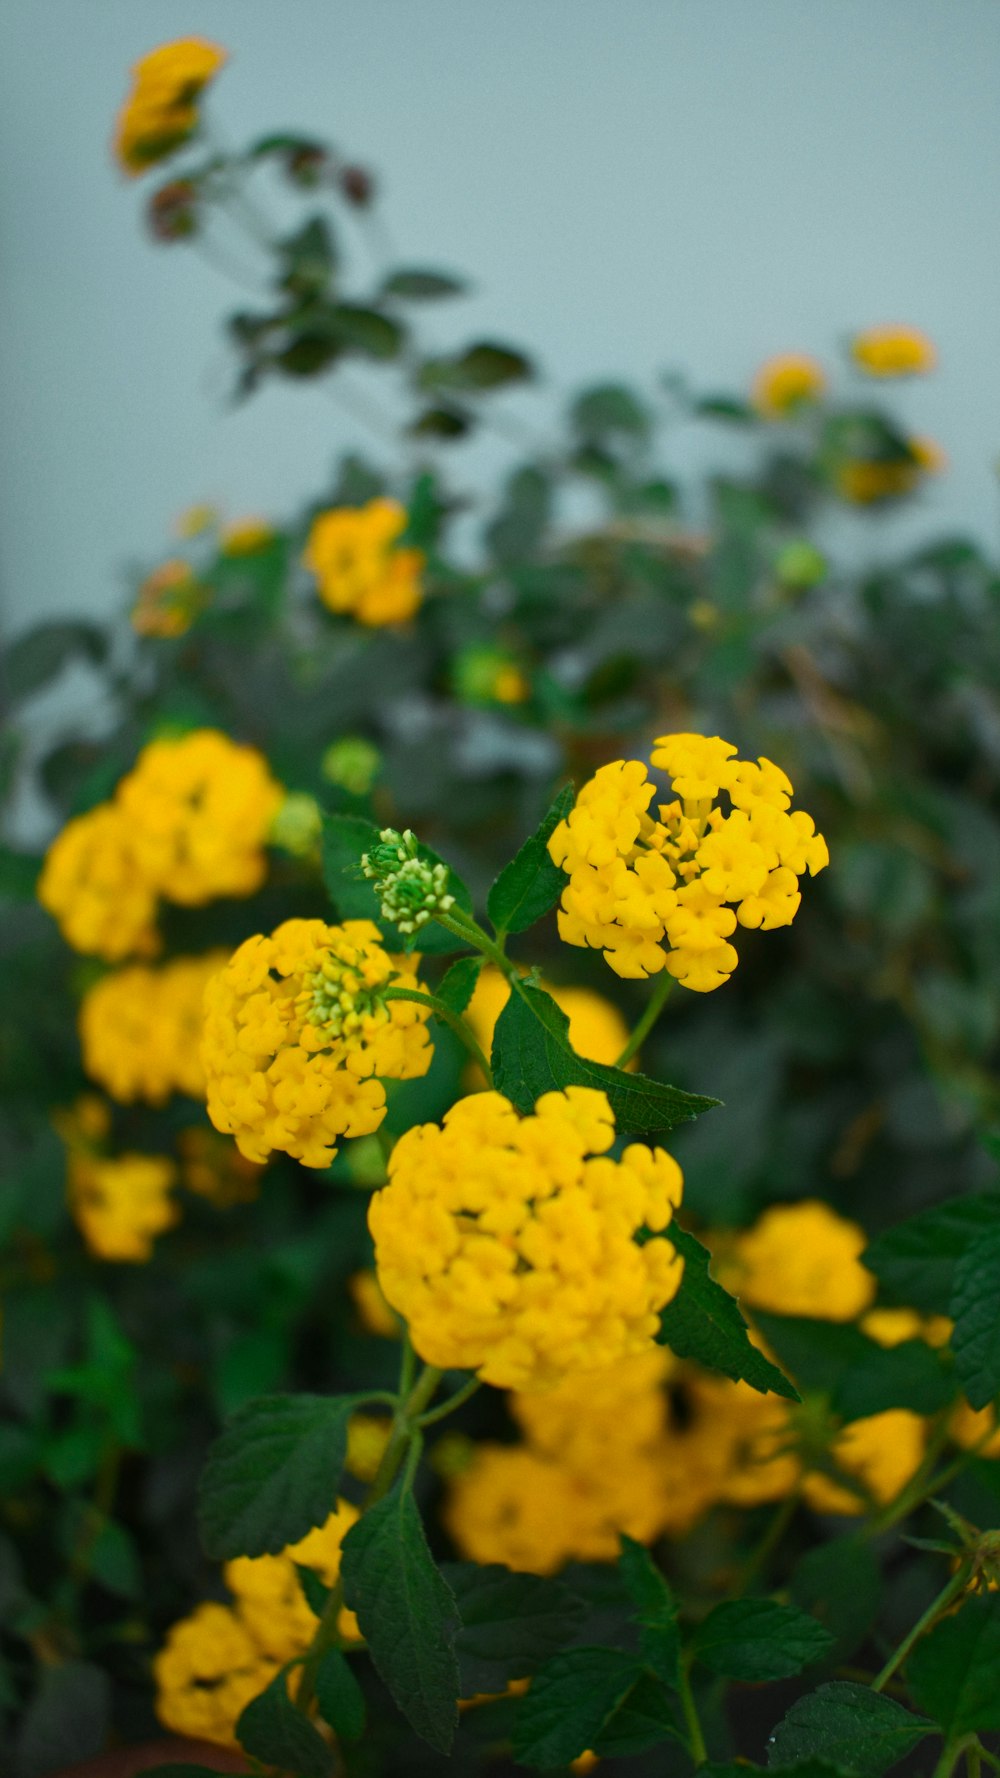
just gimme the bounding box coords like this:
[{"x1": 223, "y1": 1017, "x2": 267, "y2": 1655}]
[
  {"x1": 570, "y1": 383, "x2": 652, "y2": 445},
  {"x1": 751, "y1": 1316, "x2": 953, "y2": 1419},
  {"x1": 864, "y1": 1196, "x2": 1000, "y2": 1315},
  {"x1": 695, "y1": 395, "x2": 757, "y2": 423},
  {"x1": 441, "y1": 1562, "x2": 587, "y2": 1693},
  {"x1": 0, "y1": 846, "x2": 40, "y2": 902},
  {"x1": 713, "y1": 1765, "x2": 849, "y2": 1778},
  {"x1": 321, "y1": 812, "x2": 472, "y2": 954},
  {"x1": 908, "y1": 1593, "x2": 1000, "y2": 1737},
  {"x1": 592, "y1": 1672, "x2": 684, "y2": 1756},
  {"x1": 767, "y1": 1681, "x2": 936, "y2": 1774},
  {"x1": 453, "y1": 341, "x2": 534, "y2": 389},
  {"x1": 692, "y1": 1598, "x2": 832, "y2": 1681},
  {"x1": 382, "y1": 268, "x2": 467, "y2": 300},
  {"x1": 14, "y1": 1659, "x2": 111, "y2": 1777},
  {"x1": 199, "y1": 1393, "x2": 361, "y2": 1560},
  {"x1": 487, "y1": 785, "x2": 574, "y2": 935},
  {"x1": 491, "y1": 980, "x2": 717, "y2": 1137},
  {"x1": 278, "y1": 216, "x2": 337, "y2": 297},
  {"x1": 409, "y1": 404, "x2": 471, "y2": 439},
  {"x1": 790, "y1": 1538, "x2": 882, "y2": 1662},
  {"x1": 237, "y1": 1669, "x2": 333, "y2": 1776},
  {"x1": 617, "y1": 1535, "x2": 680, "y2": 1686},
  {"x1": 340, "y1": 1488, "x2": 460, "y2": 1753},
  {"x1": 328, "y1": 303, "x2": 404, "y2": 360},
  {"x1": 950, "y1": 1226, "x2": 1000, "y2": 1410},
  {"x1": 435, "y1": 956, "x2": 482, "y2": 1016},
  {"x1": 511, "y1": 1646, "x2": 641, "y2": 1769},
  {"x1": 315, "y1": 1648, "x2": 366, "y2": 1742},
  {"x1": 658, "y1": 1228, "x2": 799, "y2": 1399},
  {"x1": 3, "y1": 620, "x2": 107, "y2": 704},
  {"x1": 295, "y1": 1562, "x2": 331, "y2": 1617},
  {"x1": 484, "y1": 464, "x2": 552, "y2": 564}
]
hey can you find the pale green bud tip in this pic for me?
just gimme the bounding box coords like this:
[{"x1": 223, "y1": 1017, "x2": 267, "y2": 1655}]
[
  {"x1": 269, "y1": 791, "x2": 322, "y2": 855},
  {"x1": 321, "y1": 736, "x2": 382, "y2": 796}
]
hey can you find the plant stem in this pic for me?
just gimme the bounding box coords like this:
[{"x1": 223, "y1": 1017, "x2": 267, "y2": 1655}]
[
  {"x1": 871, "y1": 1563, "x2": 971, "y2": 1692},
  {"x1": 676, "y1": 1655, "x2": 708, "y2": 1766},
  {"x1": 434, "y1": 909, "x2": 512, "y2": 977},
  {"x1": 417, "y1": 1374, "x2": 482, "y2": 1427},
  {"x1": 934, "y1": 1736, "x2": 983, "y2": 1778},
  {"x1": 383, "y1": 985, "x2": 493, "y2": 1082},
  {"x1": 615, "y1": 973, "x2": 673, "y2": 1068}
]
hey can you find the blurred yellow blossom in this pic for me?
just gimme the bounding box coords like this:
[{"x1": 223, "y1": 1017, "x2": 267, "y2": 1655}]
[
  {"x1": 117, "y1": 729, "x2": 282, "y2": 905},
  {"x1": 178, "y1": 1126, "x2": 263, "y2": 1207},
  {"x1": 79, "y1": 951, "x2": 227, "y2": 1104},
  {"x1": 751, "y1": 354, "x2": 827, "y2": 418},
  {"x1": 131, "y1": 559, "x2": 202, "y2": 637},
  {"x1": 69, "y1": 1151, "x2": 178, "y2": 1262},
  {"x1": 114, "y1": 38, "x2": 227, "y2": 177},
  {"x1": 802, "y1": 1410, "x2": 927, "y2": 1515},
  {"x1": 720, "y1": 1200, "x2": 875, "y2": 1322},
  {"x1": 349, "y1": 1268, "x2": 403, "y2": 1338},
  {"x1": 304, "y1": 497, "x2": 423, "y2": 625},
  {"x1": 38, "y1": 804, "x2": 160, "y2": 962},
  {"x1": 850, "y1": 325, "x2": 936, "y2": 377},
  {"x1": 221, "y1": 516, "x2": 276, "y2": 555}
]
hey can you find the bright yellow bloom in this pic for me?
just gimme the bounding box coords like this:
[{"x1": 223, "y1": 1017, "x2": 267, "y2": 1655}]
[
  {"x1": 722, "y1": 1200, "x2": 875, "y2": 1322},
  {"x1": 548, "y1": 734, "x2": 828, "y2": 987},
  {"x1": 850, "y1": 325, "x2": 936, "y2": 377},
  {"x1": 225, "y1": 1502, "x2": 360, "y2": 1660},
  {"x1": 951, "y1": 1401, "x2": 1000, "y2": 1460},
  {"x1": 114, "y1": 39, "x2": 226, "y2": 177},
  {"x1": 445, "y1": 1444, "x2": 666, "y2": 1574},
  {"x1": 178, "y1": 1126, "x2": 263, "y2": 1207},
  {"x1": 304, "y1": 498, "x2": 423, "y2": 626},
  {"x1": 79, "y1": 952, "x2": 227, "y2": 1104},
  {"x1": 802, "y1": 1410, "x2": 927, "y2": 1515},
  {"x1": 861, "y1": 1307, "x2": 952, "y2": 1349},
  {"x1": 369, "y1": 1087, "x2": 684, "y2": 1390},
  {"x1": 38, "y1": 804, "x2": 160, "y2": 961},
  {"x1": 69, "y1": 1151, "x2": 178, "y2": 1262},
  {"x1": 465, "y1": 967, "x2": 633, "y2": 1083},
  {"x1": 202, "y1": 918, "x2": 433, "y2": 1167},
  {"x1": 117, "y1": 729, "x2": 282, "y2": 905},
  {"x1": 751, "y1": 354, "x2": 827, "y2": 418},
  {"x1": 512, "y1": 1349, "x2": 674, "y2": 1478},
  {"x1": 131, "y1": 559, "x2": 202, "y2": 637},
  {"x1": 686, "y1": 1372, "x2": 801, "y2": 1508},
  {"x1": 221, "y1": 517, "x2": 275, "y2": 556}
]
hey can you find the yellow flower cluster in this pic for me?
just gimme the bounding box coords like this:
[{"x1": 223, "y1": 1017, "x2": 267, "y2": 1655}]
[
  {"x1": 131, "y1": 559, "x2": 202, "y2": 637},
  {"x1": 850, "y1": 325, "x2": 936, "y2": 377},
  {"x1": 79, "y1": 951, "x2": 228, "y2": 1104},
  {"x1": 715, "y1": 1200, "x2": 876, "y2": 1322},
  {"x1": 155, "y1": 1503, "x2": 357, "y2": 1747},
  {"x1": 114, "y1": 38, "x2": 226, "y2": 177},
  {"x1": 547, "y1": 734, "x2": 829, "y2": 988},
  {"x1": 202, "y1": 918, "x2": 433, "y2": 1167},
  {"x1": 751, "y1": 354, "x2": 827, "y2": 418},
  {"x1": 304, "y1": 498, "x2": 423, "y2": 626},
  {"x1": 69, "y1": 1151, "x2": 178, "y2": 1263},
  {"x1": 369, "y1": 1087, "x2": 684, "y2": 1390},
  {"x1": 835, "y1": 436, "x2": 945, "y2": 505},
  {"x1": 465, "y1": 967, "x2": 633, "y2": 1082},
  {"x1": 38, "y1": 730, "x2": 283, "y2": 959}
]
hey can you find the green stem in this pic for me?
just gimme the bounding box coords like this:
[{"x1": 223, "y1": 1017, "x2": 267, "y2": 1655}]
[
  {"x1": 869, "y1": 1411, "x2": 1000, "y2": 1538},
  {"x1": 434, "y1": 909, "x2": 512, "y2": 977},
  {"x1": 417, "y1": 1374, "x2": 482, "y2": 1427},
  {"x1": 615, "y1": 972, "x2": 673, "y2": 1068},
  {"x1": 383, "y1": 985, "x2": 493, "y2": 1082},
  {"x1": 677, "y1": 1655, "x2": 708, "y2": 1766},
  {"x1": 934, "y1": 1737, "x2": 982, "y2": 1778},
  {"x1": 872, "y1": 1563, "x2": 972, "y2": 1692}
]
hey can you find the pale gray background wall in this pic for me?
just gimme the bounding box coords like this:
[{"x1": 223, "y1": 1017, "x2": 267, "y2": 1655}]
[{"x1": 2, "y1": 0, "x2": 999, "y2": 637}]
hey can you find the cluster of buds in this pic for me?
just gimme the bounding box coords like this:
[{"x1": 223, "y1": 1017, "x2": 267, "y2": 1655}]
[{"x1": 361, "y1": 828, "x2": 455, "y2": 935}]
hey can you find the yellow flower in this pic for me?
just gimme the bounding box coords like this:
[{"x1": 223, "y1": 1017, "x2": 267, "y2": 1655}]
[
  {"x1": 369, "y1": 1087, "x2": 684, "y2": 1390},
  {"x1": 131, "y1": 559, "x2": 202, "y2": 637},
  {"x1": 38, "y1": 804, "x2": 160, "y2": 961},
  {"x1": 850, "y1": 325, "x2": 936, "y2": 377},
  {"x1": 686, "y1": 1372, "x2": 801, "y2": 1508},
  {"x1": 465, "y1": 967, "x2": 633, "y2": 1084},
  {"x1": 861, "y1": 1307, "x2": 952, "y2": 1349},
  {"x1": 68, "y1": 1151, "x2": 178, "y2": 1262},
  {"x1": 202, "y1": 917, "x2": 433, "y2": 1167},
  {"x1": 835, "y1": 436, "x2": 946, "y2": 505},
  {"x1": 547, "y1": 734, "x2": 828, "y2": 987},
  {"x1": 178, "y1": 1127, "x2": 263, "y2": 1207},
  {"x1": 722, "y1": 1200, "x2": 876, "y2": 1322},
  {"x1": 304, "y1": 498, "x2": 423, "y2": 626},
  {"x1": 117, "y1": 729, "x2": 283, "y2": 905},
  {"x1": 803, "y1": 1410, "x2": 927, "y2": 1515},
  {"x1": 114, "y1": 38, "x2": 226, "y2": 177},
  {"x1": 226, "y1": 1501, "x2": 360, "y2": 1660},
  {"x1": 951, "y1": 1400, "x2": 1000, "y2": 1460},
  {"x1": 154, "y1": 1601, "x2": 277, "y2": 1747},
  {"x1": 751, "y1": 354, "x2": 827, "y2": 418},
  {"x1": 79, "y1": 951, "x2": 228, "y2": 1104},
  {"x1": 221, "y1": 516, "x2": 275, "y2": 556},
  {"x1": 445, "y1": 1444, "x2": 662, "y2": 1574}
]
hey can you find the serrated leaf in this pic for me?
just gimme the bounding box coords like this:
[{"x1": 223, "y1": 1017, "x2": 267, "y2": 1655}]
[
  {"x1": 864, "y1": 1196, "x2": 1000, "y2": 1314},
  {"x1": 237, "y1": 1669, "x2": 333, "y2": 1776},
  {"x1": 511, "y1": 1645, "x2": 641, "y2": 1768},
  {"x1": 492, "y1": 980, "x2": 717, "y2": 1137},
  {"x1": 382, "y1": 268, "x2": 467, "y2": 300},
  {"x1": 592, "y1": 1672, "x2": 684, "y2": 1756},
  {"x1": 950, "y1": 1226, "x2": 1000, "y2": 1410},
  {"x1": 435, "y1": 956, "x2": 482, "y2": 1016},
  {"x1": 767, "y1": 1682, "x2": 935, "y2": 1774},
  {"x1": 487, "y1": 785, "x2": 574, "y2": 935},
  {"x1": 441, "y1": 1562, "x2": 587, "y2": 1693},
  {"x1": 340, "y1": 1488, "x2": 459, "y2": 1753},
  {"x1": 908, "y1": 1593, "x2": 1000, "y2": 1737},
  {"x1": 658, "y1": 1228, "x2": 799, "y2": 1399},
  {"x1": 199, "y1": 1393, "x2": 361, "y2": 1559},
  {"x1": 315, "y1": 1647, "x2": 366, "y2": 1742},
  {"x1": 693, "y1": 1598, "x2": 832, "y2": 1681},
  {"x1": 617, "y1": 1535, "x2": 680, "y2": 1686},
  {"x1": 322, "y1": 812, "x2": 472, "y2": 955}
]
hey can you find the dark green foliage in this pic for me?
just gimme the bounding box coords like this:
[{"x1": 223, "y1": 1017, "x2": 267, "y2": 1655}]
[
  {"x1": 692, "y1": 1599, "x2": 833, "y2": 1681},
  {"x1": 659, "y1": 1228, "x2": 799, "y2": 1398},
  {"x1": 767, "y1": 1682, "x2": 935, "y2": 1774},
  {"x1": 199, "y1": 1393, "x2": 362, "y2": 1559},
  {"x1": 237, "y1": 1669, "x2": 334, "y2": 1775}
]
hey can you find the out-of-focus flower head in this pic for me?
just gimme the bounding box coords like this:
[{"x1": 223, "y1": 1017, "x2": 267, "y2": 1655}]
[
  {"x1": 751, "y1": 354, "x2": 827, "y2": 418},
  {"x1": 79, "y1": 952, "x2": 228, "y2": 1105},
  {"x1": 114, "y1": 38, "x2": 227, "y2": 177},
  {"x1": 850, "y1": 325, "x2": 936, "y2": 377},
  {"x1": 304, "y1": 497, "x2": 423, "y2": 626}
]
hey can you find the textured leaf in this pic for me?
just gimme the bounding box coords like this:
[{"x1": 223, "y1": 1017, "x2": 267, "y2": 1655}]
[
  {"x1": 199, "y1": 1393, "x2": 361, "y2": 1559},
  {"x1": 487, "y1": 784, "x2": 574, "y2": 935},
  {"x1": 315, "y1": 1648, "x2": 366, "y2": 1742},
  {"x1": 511, "y1": 1646, "x2": 641, "y2": 1768},
  {"x1": 864, "y1": 1196, "x2": 1000, "y2": 1314},
  {"x1": 950, "y1": 1226, "x2": 1000, "y2": 1410},
  {"x1": 592, "y1": 1673, "x2": 684, "y2": 1756},
  {"x1": 340, "y1": 1488, "x2": 460, "y2": 1752},
  {"x1": 908, "y1": 1593, "x2": 1000, "y2": 1737},
  {"x1": 237, "y1": 1669, "x2": 333, "y2": 1776},
  {"x1": 767, "y1": 1681, "x2": 935, "y2": 1773},
  {"x1": 617, "y1": 1535, "x2": 680, "y2": 1686},
  {"x1": 659, "y1": 1228, "x2": 799, "y2": 1399},
  {"x1": 492, "y1": 981, "x2": 717, "y2": 1136},
  {"x1": 442, "y1": 1562, "x2": 586, "y2": 1693},
  {"x1": 434, "y1": 956, "x2": 481, "y2": 1016},
  {"x1": 692, "y1": 1598, "x2": 832, "y2": 1681}
]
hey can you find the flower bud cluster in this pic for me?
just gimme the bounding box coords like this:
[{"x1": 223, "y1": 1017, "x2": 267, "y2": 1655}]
[{"x1": 361, "y1": 827, "x2": 455, "y2": 934}]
